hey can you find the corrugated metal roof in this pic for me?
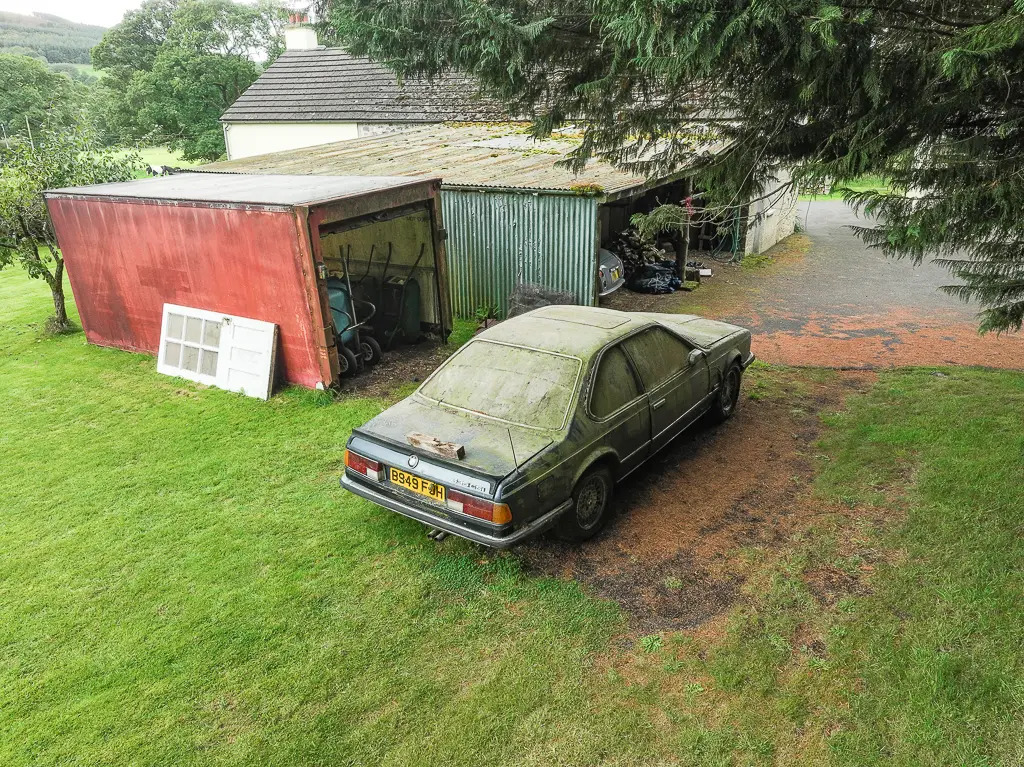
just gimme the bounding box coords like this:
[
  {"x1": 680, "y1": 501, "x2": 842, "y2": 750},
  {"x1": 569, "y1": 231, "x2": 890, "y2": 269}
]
[
  {"x1": 201, "y1": 123, "x2": 729, "y2": 197},
  {"x1": 45, "y1": 174, "x2": 436, "y2": 207},
  {"x1": 221, "y1": 49, "x2": 506, "y2": 123}
]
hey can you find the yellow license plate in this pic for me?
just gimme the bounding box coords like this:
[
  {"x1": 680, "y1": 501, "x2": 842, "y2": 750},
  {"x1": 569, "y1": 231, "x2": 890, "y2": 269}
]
[
  {"x1": 612, "y1": 268, "x2": 620, "y2": 280},
  {"x1": 389, "y1": 467, "x2": 446, "y2": 502}
]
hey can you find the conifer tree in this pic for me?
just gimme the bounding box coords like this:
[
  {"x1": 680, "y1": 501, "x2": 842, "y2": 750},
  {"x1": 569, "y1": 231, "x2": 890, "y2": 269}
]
[{"x1": 318, "y1": 0, "x2": 1024, "y2": 332}]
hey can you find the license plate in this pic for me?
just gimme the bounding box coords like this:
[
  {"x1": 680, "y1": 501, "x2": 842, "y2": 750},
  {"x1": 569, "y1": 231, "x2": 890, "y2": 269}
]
[
  {"x1": 389, "y1": 467, "x2": 446, "y2": 502},
  {"x1": 612, "y1": 267, "x2": 620, "y2": 280}
]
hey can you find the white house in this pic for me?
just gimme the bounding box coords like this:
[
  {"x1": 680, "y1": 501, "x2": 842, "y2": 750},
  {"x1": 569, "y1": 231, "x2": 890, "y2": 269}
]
[{"x1": 220, "y1": 25, "x2": 506, "y2": 160}]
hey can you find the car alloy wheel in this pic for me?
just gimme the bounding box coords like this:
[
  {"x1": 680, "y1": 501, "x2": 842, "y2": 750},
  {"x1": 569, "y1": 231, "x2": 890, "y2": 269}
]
[
  {"x1": 721, "y1": 367, "x2": 740, "y2": 415},
  {"x1": 576, "y1": 472, "x2": 608, "y2": 530}
]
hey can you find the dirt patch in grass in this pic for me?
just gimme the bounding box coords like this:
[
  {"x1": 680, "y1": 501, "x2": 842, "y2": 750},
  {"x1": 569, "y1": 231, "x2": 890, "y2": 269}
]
[
  {"x1": 576, "y1": 550, "x2": 742, "y2": 632},
  {"x1": 520, "y1": 367, "x2": 877, "y2": 633},
  {"x1": 333, "y1": 337, "x2": 455, "y2": 400},
  {"x1": 803, "y1": 564, "x2": 868, "y2": 606}
]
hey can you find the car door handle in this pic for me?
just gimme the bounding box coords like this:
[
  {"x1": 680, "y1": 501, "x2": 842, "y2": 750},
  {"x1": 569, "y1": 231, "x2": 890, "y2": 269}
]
[{"x1": 652, "y1": 398, "x2": 667, "y2": 410}]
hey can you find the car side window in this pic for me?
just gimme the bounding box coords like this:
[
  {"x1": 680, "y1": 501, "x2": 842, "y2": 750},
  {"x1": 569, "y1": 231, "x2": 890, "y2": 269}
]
[
  {"x1": 590, "y1": 344, "x2": 640, "y2": 418},
  {"x1": 621, "y1": 327, "x2": 692, "y2": 390}
]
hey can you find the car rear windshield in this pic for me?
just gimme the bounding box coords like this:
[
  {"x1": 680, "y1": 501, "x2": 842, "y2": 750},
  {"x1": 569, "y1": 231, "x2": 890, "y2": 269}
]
[{"x1": 419, "y1": 340, "x2": 582, "y2": 430}]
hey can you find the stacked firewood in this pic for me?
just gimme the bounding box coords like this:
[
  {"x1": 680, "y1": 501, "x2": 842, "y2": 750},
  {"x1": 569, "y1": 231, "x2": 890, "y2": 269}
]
[{"x1": 606, "y1": 228, "x2": 673, "y2": 280}]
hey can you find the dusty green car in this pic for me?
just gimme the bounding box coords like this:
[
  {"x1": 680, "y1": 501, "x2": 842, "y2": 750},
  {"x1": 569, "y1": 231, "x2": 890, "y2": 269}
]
[{"x1": 341, "y1": 306, "x2": 754, "y2": 547}]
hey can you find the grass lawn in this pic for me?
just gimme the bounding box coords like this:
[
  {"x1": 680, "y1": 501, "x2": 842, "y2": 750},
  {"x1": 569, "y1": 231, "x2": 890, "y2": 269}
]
[
  {"x1": 69, "y1": 63, "x2": 100, "y2": 79},
  {"x1": 799, "y1": 174, "x2": 892, "y2": 201},
  {"x1": 130, "y1": 147, "x2": 199, "y2": 178},
  {"x1": 2, "y1": 270, "x2": 1023, "y2": 765}
]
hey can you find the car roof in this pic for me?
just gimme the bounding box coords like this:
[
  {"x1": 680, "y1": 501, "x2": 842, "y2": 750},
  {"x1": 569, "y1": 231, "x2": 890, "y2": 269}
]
[{"x1": 475, "y1": 306, "x2": 657, "y2": 357}]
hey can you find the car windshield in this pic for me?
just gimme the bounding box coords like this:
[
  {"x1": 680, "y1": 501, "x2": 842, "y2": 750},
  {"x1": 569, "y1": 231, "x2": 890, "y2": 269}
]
[{"x1": 419, "y1": 340, "x2": 582, "y2": 430}]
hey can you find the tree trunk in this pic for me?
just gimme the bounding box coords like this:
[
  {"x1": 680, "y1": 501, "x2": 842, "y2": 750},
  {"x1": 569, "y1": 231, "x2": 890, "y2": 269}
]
[
  {"x1": 50, "y1": 259, "x2": 70, "y2": 333},
  {"x1": 676, "y1": 178, "x2": 692, "y2": 281}
]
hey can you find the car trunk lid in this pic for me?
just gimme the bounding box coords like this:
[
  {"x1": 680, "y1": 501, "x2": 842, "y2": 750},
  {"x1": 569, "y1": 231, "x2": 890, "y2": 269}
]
[{"x1": 354, "y1": 396, "x2": 554, "y2": 483}]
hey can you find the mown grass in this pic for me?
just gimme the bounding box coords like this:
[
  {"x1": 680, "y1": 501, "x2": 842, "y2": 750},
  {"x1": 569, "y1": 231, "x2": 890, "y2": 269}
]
[
  {"x1": 798, "y1": 174, "x2": 891, "y2": 201},
  {"x1": 0, "y1": 272, "x2": 626, "y2": 766},
  {"x1": 2, "y1": 269, "x2": 1023, "y2": 765},
  {"x1": 624, "y1": 367, "x2": 1024, "y2": 766},
  {"x1": 128, "y1": 147, "x2": 199, "y2": 178},
  {"x1": 815, "y1": 370, "x2": 1024, "y2": 763}
]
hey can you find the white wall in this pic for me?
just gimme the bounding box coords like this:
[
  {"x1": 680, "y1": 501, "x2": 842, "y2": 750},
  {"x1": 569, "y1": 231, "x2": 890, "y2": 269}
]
[
  {"x1": 223, "y1": 121, "x2": 361, "y2": 160},
  {"x1": 744, "y1": 168, "x2": 799, "y2": 255}
]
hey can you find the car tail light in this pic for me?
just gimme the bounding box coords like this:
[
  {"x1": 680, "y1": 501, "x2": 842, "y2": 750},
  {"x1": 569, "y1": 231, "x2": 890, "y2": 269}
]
[
  {"x1": 446, "y1": 489, "x2": 512, "y2": 524},
  {"x1": 345, "y1": 449, "x2": 383, "y2": 481}
]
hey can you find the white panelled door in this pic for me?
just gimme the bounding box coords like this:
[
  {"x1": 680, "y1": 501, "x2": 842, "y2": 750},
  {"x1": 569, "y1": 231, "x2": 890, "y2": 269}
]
[{"x1": 157, "y1": 304, "x2": 278, "y2": 400}]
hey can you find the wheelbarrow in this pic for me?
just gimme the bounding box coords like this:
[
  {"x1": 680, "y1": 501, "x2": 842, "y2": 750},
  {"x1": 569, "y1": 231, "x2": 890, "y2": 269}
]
[{"x1": 327, "y1": 272, "x2": 382, "y2": 376}]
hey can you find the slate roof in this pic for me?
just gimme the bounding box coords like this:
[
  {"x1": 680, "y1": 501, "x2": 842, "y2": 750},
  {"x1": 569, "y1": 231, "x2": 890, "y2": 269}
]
[
  {"x1": 200, "y1": 123, "x2": 732, "y2": 199},
  {"x1": 221, "y1": 48, "x2": 507, "y2": 123}
]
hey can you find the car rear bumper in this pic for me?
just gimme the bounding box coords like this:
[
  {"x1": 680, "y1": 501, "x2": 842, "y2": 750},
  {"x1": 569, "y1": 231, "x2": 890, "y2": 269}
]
[
  {"x1": 341, "y1": 474, "x2": 571, "y2": 549},
  {"x1": 598, "y1": 274, "x2": 626, "y2": 297},
  {"x1": 741, "y1": 352, "x2": 756, "y2": 369}
]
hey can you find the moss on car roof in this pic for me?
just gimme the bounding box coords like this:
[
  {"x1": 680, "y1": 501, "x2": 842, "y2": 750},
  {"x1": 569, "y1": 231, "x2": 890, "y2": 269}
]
[
  {"x1": 477, "y1": 306, "x2": 650, "y2": 357},
  {"x1": 478, "y1": 306, "x2": 745, "y2": 357}
]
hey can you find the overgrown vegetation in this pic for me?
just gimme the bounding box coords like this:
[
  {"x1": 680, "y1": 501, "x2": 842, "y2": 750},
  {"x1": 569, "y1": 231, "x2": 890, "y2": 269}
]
[
  {"x1": 321, "y1": 0, "x2": 1024, "y2": 332},
  {"x1": 473, "y1": 301, "x2": 502, "y2": 323},
  {"x1": 3, "y1": 273, "x2": 1023, "y2": 764}
]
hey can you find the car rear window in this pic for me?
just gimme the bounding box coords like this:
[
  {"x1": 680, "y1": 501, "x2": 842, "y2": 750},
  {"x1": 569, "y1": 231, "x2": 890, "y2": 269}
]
[{"x1": 419, "y1": 340, "x2": 582, "y2": 429}]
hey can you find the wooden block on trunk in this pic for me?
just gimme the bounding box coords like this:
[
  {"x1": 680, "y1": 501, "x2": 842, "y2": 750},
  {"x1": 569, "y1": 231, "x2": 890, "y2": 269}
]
[{"x1": 407, "y1": 432, "x2": 466, "y2": 460}]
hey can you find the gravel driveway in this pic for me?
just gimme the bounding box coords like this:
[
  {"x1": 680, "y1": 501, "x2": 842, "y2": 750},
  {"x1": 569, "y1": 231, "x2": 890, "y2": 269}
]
[{"x1": 610, "y1": 199, "x2": 1024, "y2": 369}]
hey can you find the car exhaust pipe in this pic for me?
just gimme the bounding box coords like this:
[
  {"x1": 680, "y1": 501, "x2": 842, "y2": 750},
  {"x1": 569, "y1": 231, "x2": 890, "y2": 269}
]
[{"x1": 427, "y1": 528, "x2": 449, "y2": 542}]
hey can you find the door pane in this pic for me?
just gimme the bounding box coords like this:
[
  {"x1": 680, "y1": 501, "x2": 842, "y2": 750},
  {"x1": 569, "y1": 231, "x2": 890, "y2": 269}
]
[
  {"x1": 181, "y1": 345, "x2": 200, "y2": 373},
  {"x1": 167, "y1": 313, "x2": 184, "y2": 340},
  {"x1": 622, "y1": 327, "x2": 691, "y2": 390},
  {"x1": 202, "y1": 320, "x2": 222, "y2": 347},
  {"x1": 184, "y1": 317, "x2": 203, "y2": 344},
  {"x1": 591, "y1": 345, "x2": 640, "y2": 418},
  {"x1": 199, "y1": 349, "x2": 219, "y2": 377}
]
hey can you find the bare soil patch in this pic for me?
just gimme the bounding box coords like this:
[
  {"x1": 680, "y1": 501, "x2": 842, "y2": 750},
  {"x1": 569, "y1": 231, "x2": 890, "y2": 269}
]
[
  {"x1": 334, "y1": 337, "x2": 454, "y2": 400},
  {"x1": 803, "y1": 564, "x2": 868, "y2": 607},
  {"x1": 520, "y1": 368, "x2": 877, "y2": 633}
]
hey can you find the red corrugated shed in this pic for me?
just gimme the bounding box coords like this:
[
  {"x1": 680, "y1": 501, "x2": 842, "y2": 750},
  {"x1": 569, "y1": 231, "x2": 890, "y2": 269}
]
[
  {"x1": 45, "y1": 174, "x2": 448, "y2": 390},
  {"x1": 47, "y1": 197, "x2": 325, "y2": 386}
]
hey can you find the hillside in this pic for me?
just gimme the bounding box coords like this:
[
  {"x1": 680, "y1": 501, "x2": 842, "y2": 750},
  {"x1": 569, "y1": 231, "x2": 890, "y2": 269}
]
[{"x1": 0, "y1": 12, "x2": 105, "y2": 64}]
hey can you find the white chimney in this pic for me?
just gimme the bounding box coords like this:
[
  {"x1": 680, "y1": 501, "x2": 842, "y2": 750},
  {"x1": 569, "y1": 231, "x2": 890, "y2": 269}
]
[{"x1": 284, "y1": 14, "x2": 319, "y2": 50}]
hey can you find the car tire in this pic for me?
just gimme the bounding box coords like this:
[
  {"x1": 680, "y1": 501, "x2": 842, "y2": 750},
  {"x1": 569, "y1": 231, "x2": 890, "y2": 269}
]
[
  {"x1": 338, "y1": 346, "x2": 359, "y2": 376},
  {"x1": 710, "y1": 363, "x2": 742, "y2": 422},
  {"x1": 556, "y1": 465, "x2": 613, "y2": 542}
]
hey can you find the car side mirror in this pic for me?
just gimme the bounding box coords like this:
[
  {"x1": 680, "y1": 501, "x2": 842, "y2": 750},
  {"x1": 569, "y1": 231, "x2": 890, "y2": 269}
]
[{"x1": 688, "y1": 349, "x2": 705, "y2": 366}]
